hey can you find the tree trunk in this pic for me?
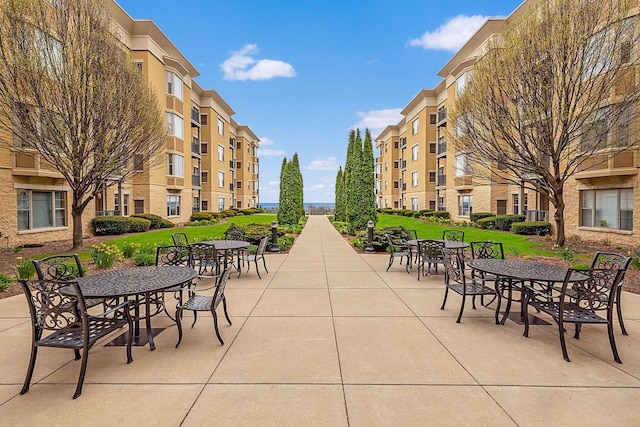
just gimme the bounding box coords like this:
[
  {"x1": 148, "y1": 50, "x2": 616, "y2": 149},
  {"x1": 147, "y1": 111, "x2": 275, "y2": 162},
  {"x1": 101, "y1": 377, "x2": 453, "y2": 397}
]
[
  {"x1": 553, "y1": 192, "x2": 566, "y2": 247},
  {"x1": 71, "y1": 205, "x2": 84, "y2": 249}
]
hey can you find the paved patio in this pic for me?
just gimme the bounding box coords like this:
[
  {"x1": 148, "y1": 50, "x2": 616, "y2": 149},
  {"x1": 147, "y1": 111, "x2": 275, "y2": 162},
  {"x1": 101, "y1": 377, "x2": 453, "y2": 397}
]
[{"x1": 1, "y1": 215, "x2": 639, "y2": 426}]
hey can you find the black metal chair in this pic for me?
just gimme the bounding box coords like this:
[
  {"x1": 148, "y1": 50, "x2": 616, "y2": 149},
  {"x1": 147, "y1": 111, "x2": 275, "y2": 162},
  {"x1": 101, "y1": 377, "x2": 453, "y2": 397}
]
[
  {"x1": 522, "y1": 268, "x2": 625, "y2": 363},
  {"x1": 440, "y1": 247, "x2": 496, "y2": 323},
  {"x1": 171, "y1": 232, "x2": 189, "y2": 247},
  {"x1": 32, "y1": 254, "x2": 103, "y2": 309},
  {"x1": 19, "y1": 279, "x2": 133, "y2": 399},
  {"x1": 224, "y1": 225, "x2": 247, "y2": 271},
  {"x1": 416, "y1": 239, "x2": 445, "y2": 280},
  {"x1": 385, "y1": 233, "x2": 411, "y2": 273},
  {"x1": 470, "y1": 241, "x2": 505, "y2": 307},
  {"x1": 175, "y1": 267, "x2": 232, "y2": 347},
  {"x1": 442, "y1": 230, "x2": 464, "y2": 242},
  {"x1": 241, "y1": 236, "x2": 269, "y2": 279},
  {"x1": 590, "y1": 252, "x2": 632, "y2": 335},
  {"x1": 400, "y1": 228, "x2": 419, "y2": 262},
  {"x1": 189, "y1": 242, "x2": 220, "y2": 278},
  {"x1": 155, "y1": 245, "x2": 194, "y2": 321}
]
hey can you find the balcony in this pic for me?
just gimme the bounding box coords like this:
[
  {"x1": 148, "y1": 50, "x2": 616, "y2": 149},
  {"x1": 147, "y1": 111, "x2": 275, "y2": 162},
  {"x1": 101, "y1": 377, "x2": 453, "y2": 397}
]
[
  {"x1": 401, "y1": 183, "x2": 406, "y2": 192},
  {"x1": 437, "y1": 175, "x2": 446, "y2": 186},
  {"x1": 525, "y1": 210, "x2": 549, "y2": 222},
  {"x1": 192, "y1": 174, "x2": 201, "y2": 187},
  {"x1": 191, "y1": 142, "x2": 200, "y2": 155},
  {"x1": 229, "y1": 183, "x2": 234, "y2": 191},
  {"x1": 401, "y1": 160, "x2": 407, "y2": 170},
  {"x1": 437, "y1": 108, "x2": 447, "y2": 123},
  {"x1": 190, "y1": 108, "x2": 200, "y2": 126},
  {"x1": 229, "y1": 160, "x2": 235, "y2": 170},
  {"x1": 437, "y1": 141, "x2": 446, "y2": 155}
]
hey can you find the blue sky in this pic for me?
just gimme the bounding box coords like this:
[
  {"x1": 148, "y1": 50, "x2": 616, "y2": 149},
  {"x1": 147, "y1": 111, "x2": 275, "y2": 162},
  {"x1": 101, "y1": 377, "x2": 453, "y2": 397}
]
[{"x1": 116, "y1": 0, "x2": 522, "y2": 203}]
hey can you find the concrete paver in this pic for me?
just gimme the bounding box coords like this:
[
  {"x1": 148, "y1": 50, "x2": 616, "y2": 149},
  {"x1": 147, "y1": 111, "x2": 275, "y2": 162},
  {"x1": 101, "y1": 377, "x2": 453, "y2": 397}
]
[{"x1": 1, "y1": 215, "x2": 639, "y2": 426}]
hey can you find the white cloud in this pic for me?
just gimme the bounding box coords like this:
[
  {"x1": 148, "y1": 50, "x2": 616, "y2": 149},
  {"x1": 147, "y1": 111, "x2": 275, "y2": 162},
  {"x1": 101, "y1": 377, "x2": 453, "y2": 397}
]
[
  {"x1": 267, "y1": 180, "x2": 279, "y2": 186},
  {"x1": 221, "y1": 44, "x2": 296, "y2": 81},
  {"x1": 408, "y1": 15, "x2": 488, "y2": 52},
  {"x1": 353, "y1": 108, "x2": 403, "y2": 135},
  {"x1": 259, "y1": 136, "x2": 275, "y2": 146},
  {"x1": 307, "y1": 157, "x2": 340, "y2": 171},
  {"x1": 258, "y1": 148, "x2": 286, "y2": 157},
  {"x1": 311, "y1": 184, "x2": 326, "y2": 190}
]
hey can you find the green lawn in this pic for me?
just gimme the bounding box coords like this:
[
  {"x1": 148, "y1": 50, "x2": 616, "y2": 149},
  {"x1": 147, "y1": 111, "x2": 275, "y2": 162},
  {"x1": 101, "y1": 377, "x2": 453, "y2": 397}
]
[
  {"x1": 100, "y1": 214, "x2": 277, "y2": 250},
  {"x1": 375, "y1": 214, "x2": 555, "y2": 258}
]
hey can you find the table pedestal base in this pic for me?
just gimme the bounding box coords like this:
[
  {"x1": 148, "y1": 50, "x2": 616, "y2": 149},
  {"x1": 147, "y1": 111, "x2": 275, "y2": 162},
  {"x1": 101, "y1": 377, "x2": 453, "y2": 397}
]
[{"x1": 105, "y1": 328, "x2": 166, "y2": 347}]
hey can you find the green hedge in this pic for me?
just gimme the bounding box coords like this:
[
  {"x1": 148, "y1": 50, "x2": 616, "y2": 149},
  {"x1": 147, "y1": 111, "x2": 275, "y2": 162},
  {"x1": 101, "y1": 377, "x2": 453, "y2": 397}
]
[
  {"x1": 431, "y1": 211, "x2": 450, "y2": 219},
  {"x1": 470, "y1": 212, "x2": 494, "y2": 222},
  {"x1": 477, "y1": 216, "x2": 496, "y2": 229},
  {"x1": 190, "y1": 211, "x2": 213, "y2": 221},
  {"x1": 495, "y1": 214, "x2": 526, "y2": 231},
  {"x1": 511, "y1": 221, "x2": 551, "y2": 235},
  {"x1": 91, "y1": 216, "x2": 130, "y2": 235},
  {"x1": 220, "y1": 209, "x2": 236, "y2": 217},
  {"x1": 159, "y1": 218, "x2": 175, "y2": 228},
  {"x1": 130, "y1": 213, "x2": 163, "y2": 229},
  {"x1": 128, "y1": 217, "x2": 151, "y2": 233}
]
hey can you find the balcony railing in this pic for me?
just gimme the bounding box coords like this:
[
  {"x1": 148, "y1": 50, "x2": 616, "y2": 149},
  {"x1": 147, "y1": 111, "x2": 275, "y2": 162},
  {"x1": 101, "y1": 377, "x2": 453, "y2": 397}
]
[
  {"x1": 525, "y1": 210, "x2": 549, "y2": 222},
  {"x1": 229, "y1": 183, "x2": 234, "y2": 191},
  {"x1": 191, "y1": 142, "x2": 200, "y2": 155},
  {"x1": 191, "y1": 108, "x2": 200, "y2": 125},
  {"x1": 401, "y1": 160, "x2": 407, "y2": 170},
  {"x1": 402, "y1": 183, "x2": 406, "y2": 191},
  {"x1": 192, "y1": 174, "x2": 201, "y2": 186},
  {"x1": 437, "y1": 175, "x2": 446, "y2": 186},
  {"x1": 438, "y1": 108, "x2": 447, "y2": 122},
  {"x1": 437, "y1": 141, "x2": 446, "y2": 154}
]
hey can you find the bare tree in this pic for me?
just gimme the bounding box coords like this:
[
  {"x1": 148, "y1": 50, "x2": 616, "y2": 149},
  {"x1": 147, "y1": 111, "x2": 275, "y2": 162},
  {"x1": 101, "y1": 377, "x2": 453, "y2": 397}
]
[
  {"x1": 452, "y1": 0, "x2": 640, "y2": 245},
  {"x1": 0, "y1": 0, "x2": 166, "y2": 248}
]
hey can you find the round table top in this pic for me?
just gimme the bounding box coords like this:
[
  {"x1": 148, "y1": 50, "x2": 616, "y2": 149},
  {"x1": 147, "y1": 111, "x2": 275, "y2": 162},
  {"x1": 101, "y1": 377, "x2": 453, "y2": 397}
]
[
  {"x1": 77, "y1": 265, "x2": 196, "y2": 298},
  {"x1": 196, "y1": 240, "x2": 250, "y2": 250},
  {"x1": 406, "y1": 239, "x2": 469, "y2": 250},
  {"x1": 466, "y1": 258, "x2": 585, "y2": 283}
]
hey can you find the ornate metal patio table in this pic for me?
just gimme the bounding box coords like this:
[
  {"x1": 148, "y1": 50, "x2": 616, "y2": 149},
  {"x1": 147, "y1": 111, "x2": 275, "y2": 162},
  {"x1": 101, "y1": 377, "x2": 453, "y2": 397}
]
[
  {"x1": 197, "y1": 240, "x2": 250, "y2": 275},
  {"x1": 77, "y1": 265, "x2": 196, "y2": 350},
  {"x1": 406, "y1": 239, "x2": 469, "y2": 251},
  {"x1": 467, "y1": 258, "x2": 586, "y2": 325}
]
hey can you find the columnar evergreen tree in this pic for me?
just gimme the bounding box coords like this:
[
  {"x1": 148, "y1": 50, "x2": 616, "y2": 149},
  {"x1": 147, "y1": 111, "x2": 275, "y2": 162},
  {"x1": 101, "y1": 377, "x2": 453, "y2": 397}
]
[
  {"x1": 277, "y1": 154, "x2": 304, "y2": 226},
  {"x1": 290, "y1": 153, "x2": 304, "y2": 220},
  {"x1": 346, "y1": 129, "x2": 363, "y2": 230},
  {"x1": 334, "y1": 167, "x2": 345, "y2": 221},
  {"x1": 361, "y1": 129, "x2": 378, "y2": 225},
  {"x1": 343, "y1": 129, "x2": 356, "y2": 222}
]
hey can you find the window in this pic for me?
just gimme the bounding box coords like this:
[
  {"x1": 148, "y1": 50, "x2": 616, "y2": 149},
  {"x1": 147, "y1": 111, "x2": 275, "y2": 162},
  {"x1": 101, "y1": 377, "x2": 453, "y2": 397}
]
[
  {"x1": 218, "y1": 197, "x2": 225, "y2": 212},
  {"x1": 394, "y1": 161, "x2": 398, "y2": 169},
  {"x1": 134, "y1": 199, "x2": 144, "y2": 214},
  {"x1": 394, "y1": 141, "x2": 399, "y2": 149},
  {"x1": 17, "y1": 190, "x2": 66, "y2": 231},
  {"x1": 456, "y1": 70, "x2": 472, "y2": 97},
  {"x1": 429, "y1": 142, "x2": 436, "y2": 154},
  {"x1": 218, "y1": 144, "x2": 224, "y2": 162},
  {"x1": 458, "y1": 194, "x2": 473, "y2": 216},
  {"x1": 412, "y1": 119, "x2": 419, "y2": 135},
  {"x1": 167, "y1": 154, "x2": 184, "y2": 177},
  {"x1": 217, "y1": 118, "x2": 224, "y2": 136},
  {"x1": 455, "y1": 154, "x2": 472, "y2": 177},
  {"x1": 236, "y1": 140, "x2": 241, "y2": 149},
  {"x1": 412, "y1": 144, "x2": 418, "y2": 161},
  {"x1": 200, "y1": 114, "x2": 208, "y2": 126},
  {"x1": 201, "y1": 142, "x2": 208, "y2": 155},
  {"x1": 167, "y1": 195, "x2": 180, "y2": 217},
  {"x1": 580, "y1": 189, "x2": 633, "y2": 231},
  {"x1": 429, "y1": 200, "x2": 436, "y2": 210},
  {"x1": 133, "y1": 153, "x2": 144, "y2": 171},
  {"x1": 581, "y1": 107, "x2": 609, "y2": 151},
  {"x1": 376, "y1": 181, "x2": 381, "y2": 192},
  {"x1": 438, "y1": 197, "x2": 445, "y2": 211},
  {"x1": 429, "y1": 171, "x2": 436, "y2": 183},
  {"x1": 393, "y1": 181, "x2": 399, "y2": 189},
  {"x1": 202, "y1": 200, "x2": 208, "y2": 211},
  {"x1": 114, "y1": 194, "x2": 129, "y2": 216},
  {"x1": 376, "y1": 163, "x2": 382, "y2": 175},
  {"x1": 412, "y1": 171, "x2": 418, "y2": 187},
  {"x1": 201, "y1": 171, "x2": 208, "y2": 183},
  {"x1": 166, "y1": 71, "x2": 183, "y2": 100},
  {"x1": 253, "y1": 164, "x2": 259, "y2": 174},
  {"x1": 193, "y1": 196, "x2": 200, "y2": 212},
  {"x1": 497, "y1": 199, "x2": 507, "y2": 215},
  {"x1": 218, "y1": 171, "x2": 224, "y2": 188},
  {"x1": 513, "y1": 194, "x2": 520, "y2": 215},
  {"x1": 430, "y1": 113, "x2": 437, "y2": 125},
  {"x1": 166, "y1": 113, "x2": 184, "y2": 139},
  {"x1": 236, "y1": 180, "x2": 242, "y2": 189},
  {"x1": 385, "y1": 143, "x2": 388, "y2": 152},
  {"x1": 384, "y1": 161, "x2": 388, "y2": 171},
  {"x1": 412, "y1": 197, "x2": 419, "y2": 211},
  {"x1": 620, "y1": 40, "x2": 631, "y2": 64}
]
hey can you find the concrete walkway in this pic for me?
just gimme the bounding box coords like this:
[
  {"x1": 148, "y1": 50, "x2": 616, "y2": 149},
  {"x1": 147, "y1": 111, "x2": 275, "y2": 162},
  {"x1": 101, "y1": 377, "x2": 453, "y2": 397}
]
[{"x1": 1, "y1": 215, "x2": 640, "y2": 426}]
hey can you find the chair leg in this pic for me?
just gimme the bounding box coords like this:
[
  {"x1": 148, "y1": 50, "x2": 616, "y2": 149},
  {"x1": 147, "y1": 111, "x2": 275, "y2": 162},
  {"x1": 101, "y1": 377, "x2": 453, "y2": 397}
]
[
  {"x1": 191, "y1": 311, "x2": 198, "y2": 328},
  {"x1": 212, "y1": 310, "x2": 224, "y2": 345},
  {"x1": 607, "y1": 315, "x2": 622, "y2": 364},
  {"x1": 20, "y1": 345, "x2": 38, "y2": 395},
  {"x1": 456, "y1": 295, "x2": 466, "y2": 323},
  {"x1": 262, "y1": 256, "x2": 268, "y2": 274},
  {"x1": 440, "y1": 286, "x2": 449, "y2": 310},
  {"x1": 74, "y1": 349, "x2": 81, "y2": 360},
  {"x1": 73, "y1": 347, "x2": 89, "y2": 399},
  {"x1": 558, "y1": 319, "x2": 570, "y2": 362},
  {"x1": 223, "y1": 298, "x2": 232, "y2": 325},
  {"x1": 522, "y1": 290, "x2": 531, "y2": 337},
  {"x1": 175, "y1": 308, "x2": 183, "y2": 348},
  {"x1": 616, "y1": 287, "x2": 628, "y2": 336},
  {"x1": 386, "y1": 255, "x2": 393, "y2": 272},
  {"x1": 573, "y1": 324, "x2": 581, "y2": 339},
  {"x1": 255, "y1": 259, "x2": 261, "y2": 279},
  {"x1": 494, "y1": 287, "x2": 502, "y2": 325}
]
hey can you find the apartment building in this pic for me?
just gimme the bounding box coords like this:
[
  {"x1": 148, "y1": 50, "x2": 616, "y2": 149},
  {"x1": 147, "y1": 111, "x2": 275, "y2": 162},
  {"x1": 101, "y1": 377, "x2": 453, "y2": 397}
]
[
  {"x1": 233, "y1": 121, "x2": 260, "y2": 209},
  {"x1": 376, "y1": 0, "x2": 639, "y2": 245},
  {"x1": 0, "y1": 1, "x2": 259, "y2": 246}
]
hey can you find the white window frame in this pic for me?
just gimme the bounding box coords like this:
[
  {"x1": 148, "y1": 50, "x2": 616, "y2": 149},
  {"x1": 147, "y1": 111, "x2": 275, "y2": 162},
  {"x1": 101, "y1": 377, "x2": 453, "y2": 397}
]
[
  {"x1": 114, "y1": 193, "x2": 129, "y2": 216},
  {"x1": 218, "y1": 144, "x2": 225, "y2": 162},
  {"x1": 412, "y1": 171, "x2": 418, "y2": 187},
  {"x1": 456, "y1": 70, "x2": 472, "y2": 97},
  {"x1": 458, "y1": 194, "x2": 473, "y2": 217},
  {"x1": 167, "y1": 153, "x2": 184, "y2": 177},
  {"x1": 412, "y1": 144, "x2": 418, "y2": 161},
  {"x1": 165, "y1": 71, "x2": 183, "y2": 101},
  {"x1": 218, "y1": 197, "x2": 225, "y2": 212},
  {"x1": 166, "y1": 195, "x2": 180, "y2": 217},
  {"x1": 166, "y1": 113, "x2": 184, "y2": 139},
  {"x1": 201, "y1": 170, "x2": 208, "y2": 184},
  {"x1": 412, "y1": 197, "x2": 419, "y2": 211},
  {"x1": 217, "y1": 118, "x2": 224, "y2": 136},
  {"x1": 455, "y1": 154, "x2": 472, "y2": 177},
  {"x1": 218, "y1": 171, "x2": 225, "y2": 188},
  {"x1": 580, "y1": 188, "x2": 633, "y2": 231},
  {"x1": 17, "y1": 189, "x2": 66, "y2": 231},
  {"x1": 412, "y1": 119, "x2": 419, "y2": 135}
]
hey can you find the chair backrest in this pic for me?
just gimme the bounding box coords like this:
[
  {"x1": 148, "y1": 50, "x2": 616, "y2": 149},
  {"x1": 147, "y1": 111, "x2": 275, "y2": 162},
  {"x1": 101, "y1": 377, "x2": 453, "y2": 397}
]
[
  {"x1": 213, "y1": 267, "x2": 232, "y2": 307},
  {"x1": 418, "y1": 240, "x2": 444, "y2": 261},
  {"x1": 33, "y1": 254, "x2": 84, "y2": 281},
  {"x1": 470, "y1": 241, "x2": 504, "y2": 260},
  {"x1": 441, "y1": 247, "x2": 465, "y2": 284},
  {"x1": 560, "y1": 268, "x2": 624, "y2": 311},
  {"x1": 189, "y1": 243, "x2": 218, "y2": 266},
  {"x1": 224, "y1": 226, "x2": 245, "y2": 241},
  {"x1": 256, "y1": 236, "x2": 269, "y2": 255},
  {"x1": 590, "y1": 252, "x2": 631, "y2": 272},
  {"x1": 385, "y1": 234, "x2": 402, "y2": 252},
  {"x1": 442, "y1": 230, "x2": 464, "y2": 242},
  {"x1": 171, "y1": 232, "x2": 189, "y2": 247},
  {"x1": 400, "y1": 228, "x2": 417, "y2": 242},
  {"x1": 19, "y1": 279, "x2": 86, "y2": 332},
  {"x1": 156, "y1": 245, "x2": 191, "y2": 267}
]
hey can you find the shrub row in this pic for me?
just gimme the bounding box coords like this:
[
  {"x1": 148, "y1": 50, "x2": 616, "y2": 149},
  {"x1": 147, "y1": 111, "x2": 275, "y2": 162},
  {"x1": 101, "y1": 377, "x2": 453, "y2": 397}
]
[
  {"x1": 91, "y1": 215, "x2": 173, "y2": 235},
  {"x1": 375, "y1": 208, "x2": 450, "y2": 220},
  {"x1": 511, "y1": 221, "x2": 551, "y2": 235},
  {"x1": 470, "y1": 212, "x2": 494, "y2": 222}
]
